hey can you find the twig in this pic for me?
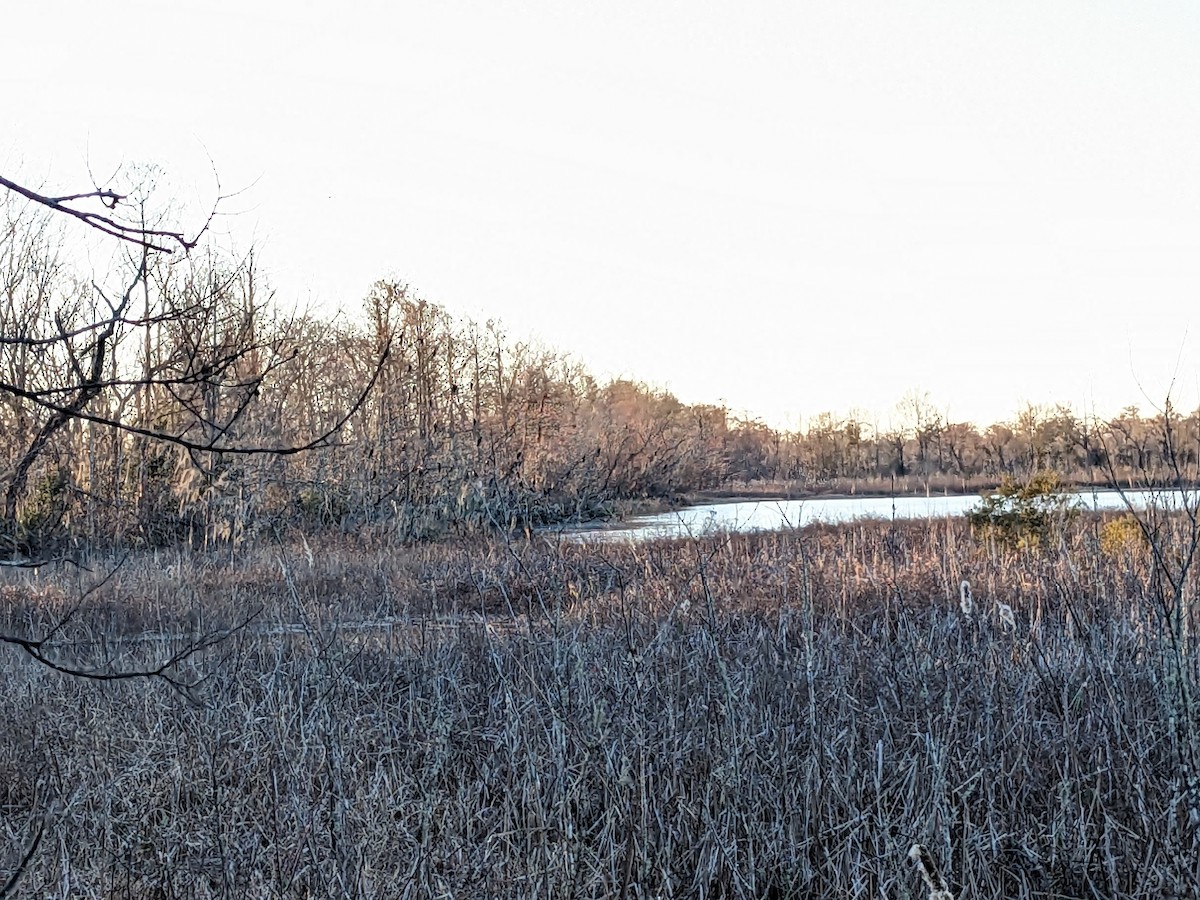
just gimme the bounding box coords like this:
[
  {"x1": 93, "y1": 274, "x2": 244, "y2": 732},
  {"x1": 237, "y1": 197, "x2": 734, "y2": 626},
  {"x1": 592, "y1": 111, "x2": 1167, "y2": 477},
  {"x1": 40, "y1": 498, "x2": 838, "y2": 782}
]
[
  {"x1": 0, "y1": 606, "x2": 262, "y2": 703},
  {"x1": 0, "y1": 174, "x2": 195, "y2": 253}
]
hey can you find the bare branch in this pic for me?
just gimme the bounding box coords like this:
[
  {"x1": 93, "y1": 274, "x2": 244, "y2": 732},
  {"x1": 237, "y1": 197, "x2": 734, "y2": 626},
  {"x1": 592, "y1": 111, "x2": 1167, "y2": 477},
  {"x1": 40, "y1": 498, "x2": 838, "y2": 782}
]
[
  {"x1": 0, "y1": 812, "x2": 46, "y2": 900},
  {"x1": 0, "y1": 174, "x2": 200, "y2": 253},
  {"x1": 0, "y1": 338, "x2": 391, "y2": 456},
  {"x1": 0, "y1": 606, "x2": 262, "y2": 702},
  {"x1": 0, "y1": 300, "x2": 213, "y2": 346}
]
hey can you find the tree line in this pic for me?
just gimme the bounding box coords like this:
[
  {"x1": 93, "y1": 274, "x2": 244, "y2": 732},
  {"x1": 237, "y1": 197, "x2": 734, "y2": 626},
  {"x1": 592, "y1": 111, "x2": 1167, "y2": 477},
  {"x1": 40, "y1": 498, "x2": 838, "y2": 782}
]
[
  {"x1": 737, "y1": 396, "x2": 1200, "y2": 492},
  {"x1": 2, "y1": 187, "x2": 1197, "y2": 557}
]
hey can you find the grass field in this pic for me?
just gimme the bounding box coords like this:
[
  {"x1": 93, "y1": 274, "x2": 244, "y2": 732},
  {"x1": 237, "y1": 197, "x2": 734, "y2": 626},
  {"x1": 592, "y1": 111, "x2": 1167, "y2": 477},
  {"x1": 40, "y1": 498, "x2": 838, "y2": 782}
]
[{"x1": 1, "y1": 515, "x2": 1198, "y2": 898}]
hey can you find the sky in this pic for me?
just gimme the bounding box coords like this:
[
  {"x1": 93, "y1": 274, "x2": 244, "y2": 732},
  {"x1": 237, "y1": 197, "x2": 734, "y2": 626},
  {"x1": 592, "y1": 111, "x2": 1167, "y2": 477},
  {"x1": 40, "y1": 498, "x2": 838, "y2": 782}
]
[{"x1": 4, "y1": 1, "x2": 1200, "y2": 430}]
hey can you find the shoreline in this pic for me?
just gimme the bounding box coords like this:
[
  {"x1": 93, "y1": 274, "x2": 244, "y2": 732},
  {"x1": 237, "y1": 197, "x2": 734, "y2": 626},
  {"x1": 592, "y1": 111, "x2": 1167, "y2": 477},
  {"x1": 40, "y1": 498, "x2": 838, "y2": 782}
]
[{"x1": 684, "y1": 478, "x2": 1194, "y2": 506}]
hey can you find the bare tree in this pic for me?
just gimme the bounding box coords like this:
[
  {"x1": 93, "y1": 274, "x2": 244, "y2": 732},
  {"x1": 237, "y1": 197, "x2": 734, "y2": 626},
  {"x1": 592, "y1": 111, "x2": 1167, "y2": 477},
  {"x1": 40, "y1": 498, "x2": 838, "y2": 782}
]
[{"x1": 0, "y1": 179, "x2": 389, "y2": 562}]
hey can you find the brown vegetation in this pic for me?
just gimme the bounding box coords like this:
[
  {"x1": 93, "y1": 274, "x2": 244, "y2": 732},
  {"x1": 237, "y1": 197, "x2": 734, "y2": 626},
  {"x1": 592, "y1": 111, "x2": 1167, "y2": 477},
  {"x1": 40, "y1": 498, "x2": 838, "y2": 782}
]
[
  {"x1": 2, "y1": 515, "x2": 1198, "y2": 897},
  {"x1": 5, "y1": 184, "x2": 1200, "y2": 561},
  {"x1": 4, "y1": 168, "x2": 1200, "y2": 899}
]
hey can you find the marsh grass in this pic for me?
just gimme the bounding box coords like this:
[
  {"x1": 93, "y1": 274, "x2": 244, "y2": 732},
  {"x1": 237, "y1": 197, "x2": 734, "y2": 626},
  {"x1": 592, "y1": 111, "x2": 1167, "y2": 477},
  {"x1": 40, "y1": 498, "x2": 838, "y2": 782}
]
[{"x1": 1, "y1": 515, "x2": 1197, "y2": 897}]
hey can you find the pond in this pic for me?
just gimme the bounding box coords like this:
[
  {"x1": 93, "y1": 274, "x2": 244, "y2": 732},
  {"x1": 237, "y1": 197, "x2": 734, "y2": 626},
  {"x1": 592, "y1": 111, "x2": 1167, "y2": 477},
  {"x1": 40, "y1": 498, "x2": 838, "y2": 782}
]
[{"x1": 559, "y1": 488, "x2": 1196, "y2": 543}]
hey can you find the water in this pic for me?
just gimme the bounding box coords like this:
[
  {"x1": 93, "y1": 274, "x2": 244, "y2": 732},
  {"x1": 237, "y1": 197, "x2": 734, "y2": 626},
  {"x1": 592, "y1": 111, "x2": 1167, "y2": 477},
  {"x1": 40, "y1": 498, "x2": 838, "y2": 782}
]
[{"x1": 561, "y1": 488, "x2": 1197, "y2": 543}]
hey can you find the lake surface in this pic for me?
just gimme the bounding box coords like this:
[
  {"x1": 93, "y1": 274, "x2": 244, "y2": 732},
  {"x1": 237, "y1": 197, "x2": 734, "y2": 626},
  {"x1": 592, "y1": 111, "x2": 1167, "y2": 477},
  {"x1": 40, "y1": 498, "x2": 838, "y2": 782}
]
[{"x1": 563, "y1": 489, "x2": 1196, "y2": 543}]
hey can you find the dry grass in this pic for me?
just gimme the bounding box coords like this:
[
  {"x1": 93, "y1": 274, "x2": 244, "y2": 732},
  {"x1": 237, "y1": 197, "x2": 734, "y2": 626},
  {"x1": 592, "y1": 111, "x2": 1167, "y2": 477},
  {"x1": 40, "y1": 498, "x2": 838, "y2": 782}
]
[{"x1": 1, "y1": 516, "x2": 1198, "y2": 898}]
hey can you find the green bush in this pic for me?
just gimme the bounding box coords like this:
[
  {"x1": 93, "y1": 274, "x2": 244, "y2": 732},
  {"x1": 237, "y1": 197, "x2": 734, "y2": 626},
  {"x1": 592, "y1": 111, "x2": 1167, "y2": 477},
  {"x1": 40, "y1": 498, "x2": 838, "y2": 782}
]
[{"x1": 966, "y1": 471, "x2": 1080, "y2": 548}]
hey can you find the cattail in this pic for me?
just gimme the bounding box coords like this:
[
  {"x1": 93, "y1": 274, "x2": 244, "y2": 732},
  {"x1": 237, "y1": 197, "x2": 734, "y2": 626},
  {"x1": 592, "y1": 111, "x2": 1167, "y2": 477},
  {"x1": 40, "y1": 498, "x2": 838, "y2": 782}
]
[
  {"x1": 958, "y1": 580, "x2": 973, "y2": 616},
  {"x1": 996, "y1": 600, "x2": 1016, "y2": 632},
  {"x1": 909, "y1": 843, "x2": 955, "y2": 900}
]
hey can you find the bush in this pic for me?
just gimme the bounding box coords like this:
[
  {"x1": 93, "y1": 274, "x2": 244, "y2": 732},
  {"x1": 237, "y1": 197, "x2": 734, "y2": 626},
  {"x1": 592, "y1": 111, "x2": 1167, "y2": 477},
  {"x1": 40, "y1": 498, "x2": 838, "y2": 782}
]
[
  {"x1": 966, "y1": 470, "x2": 1080, "y2": 548},
  {"x1": 1099, "y1": 513, "x2": 1146, "y2": 557}
]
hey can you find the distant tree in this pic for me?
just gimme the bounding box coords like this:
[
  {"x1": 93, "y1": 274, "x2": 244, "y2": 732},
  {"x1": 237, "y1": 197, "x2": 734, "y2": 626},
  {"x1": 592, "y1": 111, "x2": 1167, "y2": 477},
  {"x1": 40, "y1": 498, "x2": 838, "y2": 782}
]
[
  {"x1": 727, "y1": 417, "x2": 776, "y2": 482},
  {"x1": 943, "y1": 421, "x2": 981, "y2": 486},
  {"x1": 897, "y1": 390, "x2": 943, "y2": 477}
]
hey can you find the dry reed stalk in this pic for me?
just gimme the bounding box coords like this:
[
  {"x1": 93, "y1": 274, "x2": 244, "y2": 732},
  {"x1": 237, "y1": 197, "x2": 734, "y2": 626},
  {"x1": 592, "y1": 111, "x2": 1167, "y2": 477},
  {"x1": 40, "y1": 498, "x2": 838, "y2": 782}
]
[
  {"x1": 995, "y1": 599, "x2": 1016, "y2": 632},
  {"x1": 909, "y1": 843, "x2": 954, "y2": 900},
  {"x1": 2, "y1": 516, "x2": 1196, "y2": 896}
]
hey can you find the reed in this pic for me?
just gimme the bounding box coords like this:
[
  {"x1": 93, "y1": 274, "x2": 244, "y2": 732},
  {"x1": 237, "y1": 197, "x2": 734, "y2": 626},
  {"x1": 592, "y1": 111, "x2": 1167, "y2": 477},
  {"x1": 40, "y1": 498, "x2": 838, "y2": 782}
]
[
  {"x1": 995, "y1": 599, "x2": 1016, "y2": 632},
  {"x1": 958, "y1": 579, "x2": 973, "y2": 616},
  {"x1": 909, "y1": 844, "x2": 954, "y2": 900},
  {"x1": 0, "y1": 513, "x2": 1195, "y2": 897}
]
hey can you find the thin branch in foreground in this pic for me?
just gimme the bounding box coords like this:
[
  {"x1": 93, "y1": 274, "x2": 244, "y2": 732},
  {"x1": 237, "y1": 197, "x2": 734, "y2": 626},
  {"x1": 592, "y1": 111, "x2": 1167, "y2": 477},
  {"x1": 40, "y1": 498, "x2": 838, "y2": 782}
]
[
  {"x1": 0, "y1": 606, "x2": 263, "y2": 703},
  {"x1": 909, "y1": 844, "x2": 954, "y2": 900},
  {"x1": 0, "y1": 174, "x2": 199, "y2": 253},
  {"x1": 0, "y1": 556, "x2": 75, "y2": 570},
  {"x1": 0, "y1": 338, "x2": 391, "y2": 457},
  {"x1": 0, "y1": 812, "x2": 46, "y2": 900}
]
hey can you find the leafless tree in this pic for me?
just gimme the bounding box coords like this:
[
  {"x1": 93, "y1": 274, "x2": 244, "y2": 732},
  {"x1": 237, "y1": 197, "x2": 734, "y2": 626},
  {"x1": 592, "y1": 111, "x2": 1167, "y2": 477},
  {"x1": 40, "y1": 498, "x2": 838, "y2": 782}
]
[{"x1": 0, "y1": 176, "x2": 389, "y2": 563}]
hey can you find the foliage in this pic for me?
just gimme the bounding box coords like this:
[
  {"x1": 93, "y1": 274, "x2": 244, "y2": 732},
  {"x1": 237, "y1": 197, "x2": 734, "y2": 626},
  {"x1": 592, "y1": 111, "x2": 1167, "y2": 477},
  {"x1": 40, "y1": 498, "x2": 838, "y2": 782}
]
[
  {"x1": 1100, "y1": 513, "x2": 1147, "y2": 557},
  {"x1": 966, "y1": 470, "x2": 1081, "y2": 548}
]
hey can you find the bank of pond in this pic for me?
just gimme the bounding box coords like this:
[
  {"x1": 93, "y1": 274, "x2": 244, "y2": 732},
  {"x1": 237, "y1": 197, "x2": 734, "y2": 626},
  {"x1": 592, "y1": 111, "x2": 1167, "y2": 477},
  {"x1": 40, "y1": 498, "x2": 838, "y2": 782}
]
[{"x1": 562, "y1": 488, "x2": 1197, "y2": 542}]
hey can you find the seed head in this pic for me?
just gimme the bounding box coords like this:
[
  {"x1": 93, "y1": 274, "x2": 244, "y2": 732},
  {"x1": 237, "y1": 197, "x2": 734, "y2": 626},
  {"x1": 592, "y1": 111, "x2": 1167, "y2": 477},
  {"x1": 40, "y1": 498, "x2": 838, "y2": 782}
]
[{"x1": 958, "y1": 580, "x2": 973, "y2": 616}]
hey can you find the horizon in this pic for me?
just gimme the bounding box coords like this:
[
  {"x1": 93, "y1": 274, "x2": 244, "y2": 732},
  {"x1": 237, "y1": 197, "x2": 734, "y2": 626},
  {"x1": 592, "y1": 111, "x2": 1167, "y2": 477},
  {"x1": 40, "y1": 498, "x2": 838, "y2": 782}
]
[{"x1": 5, "y1": 1, "x2": 1199, "y2": 429}]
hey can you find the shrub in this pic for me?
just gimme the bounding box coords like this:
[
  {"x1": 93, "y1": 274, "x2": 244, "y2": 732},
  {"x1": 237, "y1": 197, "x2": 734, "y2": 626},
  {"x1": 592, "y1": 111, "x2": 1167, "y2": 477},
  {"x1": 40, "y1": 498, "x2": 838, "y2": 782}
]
[
  {"x1": 966, "y1": 470, "x2": 1079, "y2": 548},
  {"x1": 1099, "y1": 513, "x2": 1146, "y2": 557}
]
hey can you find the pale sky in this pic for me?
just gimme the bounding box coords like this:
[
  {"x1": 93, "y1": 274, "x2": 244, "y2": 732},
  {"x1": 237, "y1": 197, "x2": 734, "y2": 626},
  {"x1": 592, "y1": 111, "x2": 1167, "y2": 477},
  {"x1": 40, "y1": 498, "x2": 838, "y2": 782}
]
[{"x1": 5, "y1": 1, "x2": 1200, "y2": 429}]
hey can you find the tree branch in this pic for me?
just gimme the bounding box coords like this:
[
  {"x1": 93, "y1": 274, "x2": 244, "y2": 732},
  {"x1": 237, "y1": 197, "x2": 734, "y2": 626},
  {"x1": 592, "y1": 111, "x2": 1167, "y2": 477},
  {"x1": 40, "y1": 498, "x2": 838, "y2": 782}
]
[
  {"x1": 0, "y1": 338, "x2": 390, "y2": 457},
  {"x1": 0, "y1": 605, "x2": 262, "y2": 702},
  {"x1": 0, "y1": 812, "x2": 46, "y2": 900},
  {"x1": 0, "y1": 174, "x2": 200, "y2": 253}
]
